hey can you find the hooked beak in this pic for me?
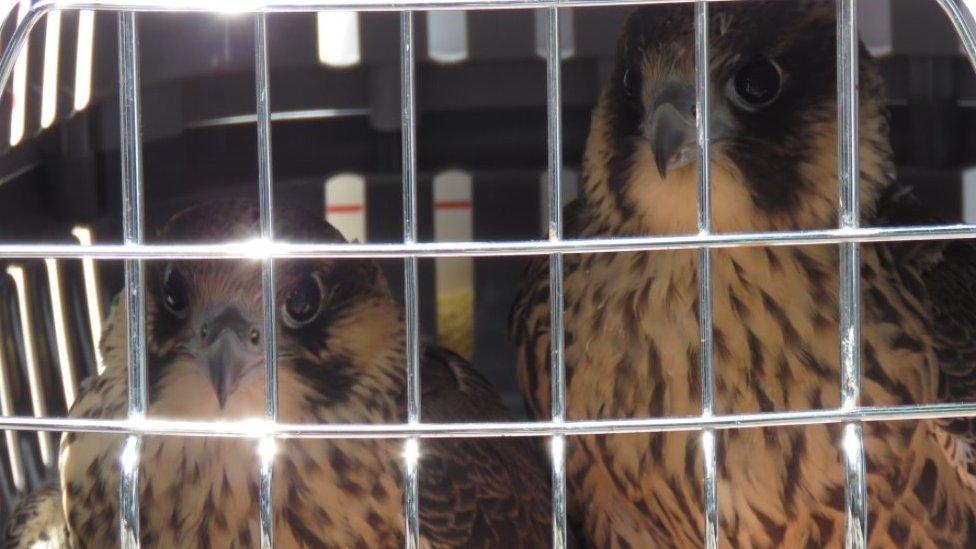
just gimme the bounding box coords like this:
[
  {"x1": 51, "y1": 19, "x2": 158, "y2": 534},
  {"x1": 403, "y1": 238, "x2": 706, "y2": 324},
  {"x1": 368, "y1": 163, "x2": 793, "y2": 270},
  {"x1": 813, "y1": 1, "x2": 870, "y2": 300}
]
[
  {"x1": 195, "y1": 305, "x2": 263, "y2": 408},
  {"x1": 645, "y1": 81, "x2": 729, "y2": 179}
]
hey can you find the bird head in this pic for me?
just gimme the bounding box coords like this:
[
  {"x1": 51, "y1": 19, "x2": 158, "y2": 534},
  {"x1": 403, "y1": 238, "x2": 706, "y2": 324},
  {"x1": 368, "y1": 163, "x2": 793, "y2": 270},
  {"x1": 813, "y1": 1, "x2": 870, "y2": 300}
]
[
  {"x1": 139, "y1": 199, "x2": 404, "y2": 422},
  {"x1": 588, "y1": 0, "x2": 892, "y2": 234}
]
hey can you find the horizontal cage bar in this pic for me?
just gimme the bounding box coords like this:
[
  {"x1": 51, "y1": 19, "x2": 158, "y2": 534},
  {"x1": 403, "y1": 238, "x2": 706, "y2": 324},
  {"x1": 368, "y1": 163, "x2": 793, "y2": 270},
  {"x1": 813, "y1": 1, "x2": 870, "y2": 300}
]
[
  {"x1": 0, "y1": 224, "x2": 975, "y2": 259},
  {"x1": 1, "y1": 402, "x2": 976, "y2": 438}
]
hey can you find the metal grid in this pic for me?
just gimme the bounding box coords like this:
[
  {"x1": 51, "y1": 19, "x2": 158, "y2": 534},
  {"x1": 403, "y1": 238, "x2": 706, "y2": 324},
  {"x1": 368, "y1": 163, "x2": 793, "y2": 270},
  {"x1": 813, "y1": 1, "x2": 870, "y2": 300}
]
[{"x1": 0, "y1": 0, "x2": 974, "y2": 548}]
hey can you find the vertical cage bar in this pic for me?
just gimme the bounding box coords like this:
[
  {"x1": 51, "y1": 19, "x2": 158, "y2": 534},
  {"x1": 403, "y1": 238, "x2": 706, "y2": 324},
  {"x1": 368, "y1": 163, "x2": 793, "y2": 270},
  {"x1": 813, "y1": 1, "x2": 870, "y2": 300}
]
[
  {"x1": 118, "y1": 10, "x2": 146, "y2": 549},
  {"x1": 72, "y1": 226, "x2": 106, "y2": 374},
  {"x1": 6, "y1": 265, "x2": 56, "y2": 466},
  {"x1": 0, "y1": 6, "x2": 40, "y2": 501},
  {"x1": 0, "y1": 6, "x2": 42, "y2": 108},
  {"x1": 44, "y1": 258, "x2": 78, "y2": 406},
  {"x1": 545, "y1": 6, "x2": 567, "y2": 549},
  {"x1": 400, "y1": 11, "x2": 421, "y2": 549},
  {"x1": 254, "y1": 13, "x2": 278, "y2": 549},
  {"x1": 837, "y1": 0, "x2": 867, "y2": 547},
  {"x1": 0, "y1": 336, "x2": 25, "y2": 493},
  {"x1": 694, "y1": 2, "x2": 718, "y2": 547}
]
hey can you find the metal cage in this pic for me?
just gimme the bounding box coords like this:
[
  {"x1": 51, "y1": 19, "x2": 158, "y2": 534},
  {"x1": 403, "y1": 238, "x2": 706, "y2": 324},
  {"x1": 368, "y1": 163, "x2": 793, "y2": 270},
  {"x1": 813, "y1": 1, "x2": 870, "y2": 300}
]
[{"x1": 0, "y1": 0, "x2": 974, "y2": 547}]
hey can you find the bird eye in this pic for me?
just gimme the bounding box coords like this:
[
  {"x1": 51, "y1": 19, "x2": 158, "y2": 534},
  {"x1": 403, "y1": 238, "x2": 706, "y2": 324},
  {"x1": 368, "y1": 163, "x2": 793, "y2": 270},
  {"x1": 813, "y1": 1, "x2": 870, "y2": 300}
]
[
  {"x1": 623, "y1": 67, "x2": 642, "y2": 99},
  {"x1": 729, "y1": 56, "x2": 783, "y2": 110},
  {"x1": 282, "y1": 272, "x2": 326, "y2": 329},
  {"x1": 161, "y1": 264, "x2": 189, "y2": 319}
]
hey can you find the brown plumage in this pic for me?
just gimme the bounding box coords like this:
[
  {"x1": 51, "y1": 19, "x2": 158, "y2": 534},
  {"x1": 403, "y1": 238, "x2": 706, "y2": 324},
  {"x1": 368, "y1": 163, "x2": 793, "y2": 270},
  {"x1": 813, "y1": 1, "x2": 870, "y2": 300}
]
[
  {"x1": 511, "y1": 2, "x2": 976, "y2": 546},
  {"x1": 3, "y1": 482, "x2": 68, "y2": 548},
  {"x1": 7, "y1": 199, "x2": 551, "y2": 548}
]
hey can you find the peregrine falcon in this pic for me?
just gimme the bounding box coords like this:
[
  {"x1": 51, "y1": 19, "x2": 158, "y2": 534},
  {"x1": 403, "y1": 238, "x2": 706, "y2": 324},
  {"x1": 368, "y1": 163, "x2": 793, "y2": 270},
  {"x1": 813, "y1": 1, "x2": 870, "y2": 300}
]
[
  {"x1": 9, "y1": 199, "x2": 552, "y2": 547},
  {"x1": 511, "y1": 1, "x2": 976, "y2": 546}
]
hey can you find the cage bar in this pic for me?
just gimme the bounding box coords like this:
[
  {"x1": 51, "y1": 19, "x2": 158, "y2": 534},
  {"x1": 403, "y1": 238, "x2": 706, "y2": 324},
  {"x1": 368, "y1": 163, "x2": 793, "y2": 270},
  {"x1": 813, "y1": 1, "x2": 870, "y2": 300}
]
[
  {"x1": 117, "y1": 10, "x2": 146, "y2": 548},
  {"x1": 0, "y1": 338, "x2": 26, "y2": 493},
  {"x1": 9, "y1": 0, "x2": 29, "y2": 146},
  {"x1": 400, "y1": 10, "x2": 422, "y2": 549},
  {"x1": 837, "y1": 0, "x2": 867, "y2": 546},
  {"x1": 693, "y1": 2, "x2": 718, "y2": 547},
  {"x1": 544, "y1": 6, "x2": 568, "y2": 548},
  {"x1": 2, "y1": 400, "x2": 976, "y2": 438},
  {"x1": 10, "y1": 223, "x2": 976, "y2": 260},
  {"x1": 254, "y1": 12, "x2": 278, "y2": 549},
  {"x1": 40, "y1": 9, "x2": 60, "y2": 128},
  {"x1": 74, "y1": 10, "x2": 95, "y2": 111},
  {"x1": 44, "y1": 259, "x2": 78, "y2": 406},
  {"x1": 12, "y1": 0, "x2": 976, "y2": 23},
  {"x1": 71, "y1": 226, "x2": 106, "y2": 373},
  {"x1": 6, "y1": 265, "x2": 56, "y2": 466}
]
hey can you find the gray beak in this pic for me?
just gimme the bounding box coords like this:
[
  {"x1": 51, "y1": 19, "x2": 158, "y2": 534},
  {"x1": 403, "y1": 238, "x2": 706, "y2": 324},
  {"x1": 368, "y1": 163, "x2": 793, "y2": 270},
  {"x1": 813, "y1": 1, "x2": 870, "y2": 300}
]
[
  {"x1": 195, "y1": 305, "x2": 263, "y2": 408},
  {"x1": 645, "y1": 81, "x2": 728, "y2": 179},
  {"x1": 649, "y1": 102, "x2": 697, "y2": 179}
]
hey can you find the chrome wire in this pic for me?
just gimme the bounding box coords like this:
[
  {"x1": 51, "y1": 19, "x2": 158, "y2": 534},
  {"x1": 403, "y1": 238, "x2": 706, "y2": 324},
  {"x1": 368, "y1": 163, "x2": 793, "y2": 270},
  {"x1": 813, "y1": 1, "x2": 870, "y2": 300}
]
[
  {"x1": 0, "y1": 401, "x2": 974, "y2": 438},
  {"x1": 9, "y1": 224, "x2": 976, "y2": 259},
  {"x1": 837, "y1": 0, "x2": 867, "y2": 546},
  {"x1": 118, "y1": 10, "x2": 146, "y2": 548},
  {"x1": 935, "y1": 0, "x2": 976, "y2": 70},
  {"x1": 0, "y1": 0, "x2": 819, "y2": 14},
  {"x1": 545, "y1": 6, "x2": 567, "y2": 549},
  {"x1": 13, "y1": 0, "x2": 976, "y2": 16},
  {"x1": 254, "y1": 12, "x2": 277, "y2": 549},
  {"x1": 400, "y1": 10, "x2": 421, "y2": 549},
  {"x1": 694, "y1": 2, "x2": 718, "y2": 547}
]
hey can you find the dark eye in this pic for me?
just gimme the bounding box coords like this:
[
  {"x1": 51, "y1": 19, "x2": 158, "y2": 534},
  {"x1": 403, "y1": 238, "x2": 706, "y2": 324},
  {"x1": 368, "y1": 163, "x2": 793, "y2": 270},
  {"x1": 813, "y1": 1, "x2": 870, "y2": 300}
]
[
  {"x1": 282, "y1": 272, "x2": 326, "y2": 329},
  {"x1": 161, "y1": 264, "x2": 189, "y2": 319},
  {"x1": 623, "y1": 67, "x2": 642, "y2": 98},
  {"x1": 730, "y1": 56, "x2": 783, "y2": 110}
]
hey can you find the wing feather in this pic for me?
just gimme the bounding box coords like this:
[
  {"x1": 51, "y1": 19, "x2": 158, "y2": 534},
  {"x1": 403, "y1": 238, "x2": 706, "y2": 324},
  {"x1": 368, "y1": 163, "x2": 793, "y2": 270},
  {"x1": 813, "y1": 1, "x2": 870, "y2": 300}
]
[
  {"x1": 418, "y1": 345, "x2": 553, "y2": 548},
  {"x1": 3, "y1": 483, "x2": 68, "y2": 549},
  {"x1": 876, "y1": 182, "x2": 976, "y2": 485}
]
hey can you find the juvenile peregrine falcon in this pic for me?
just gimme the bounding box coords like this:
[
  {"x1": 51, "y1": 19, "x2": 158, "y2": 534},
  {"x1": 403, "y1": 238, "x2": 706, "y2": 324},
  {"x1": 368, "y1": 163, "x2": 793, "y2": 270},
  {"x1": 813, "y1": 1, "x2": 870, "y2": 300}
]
[
  {"x1": 511, "y1": 1, "x2": 976, "y2": 546},
  {"x1": 9, "y1": 199, "x2": 552, "y2": 547}
]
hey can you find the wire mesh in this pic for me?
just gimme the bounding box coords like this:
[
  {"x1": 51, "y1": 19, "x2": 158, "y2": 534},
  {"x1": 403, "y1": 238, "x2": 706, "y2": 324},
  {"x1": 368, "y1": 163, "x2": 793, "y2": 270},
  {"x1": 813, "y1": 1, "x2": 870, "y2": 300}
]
[
  {"x1": 400, "y1": 10, "x2": 422, "y2": 549},
  {"x1": 836, "y1": 0, "x2": 867, "y2": 546},
  {"x1": 693, "y1": 2, "x2": 718, "y2": 547},
  {"x1": 0, "y1": 0, "x2": 973, "y2": 547},
  {"x1": 253, "y1": 12, "x2": 278, "y2": 549},
  {"x1": 544, "y1": 6, "x2": 567, "y2": 548},
  {"x1": 117, "y1": 10, "x2": 146, "y2": 548}
]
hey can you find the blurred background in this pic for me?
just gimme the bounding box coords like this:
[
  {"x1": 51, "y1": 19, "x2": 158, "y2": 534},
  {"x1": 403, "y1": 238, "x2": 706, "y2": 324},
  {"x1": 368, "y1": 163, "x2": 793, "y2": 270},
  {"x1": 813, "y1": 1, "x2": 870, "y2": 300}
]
[{"x1": 0, "y1": 0, "x2": 972, "y2": 516}]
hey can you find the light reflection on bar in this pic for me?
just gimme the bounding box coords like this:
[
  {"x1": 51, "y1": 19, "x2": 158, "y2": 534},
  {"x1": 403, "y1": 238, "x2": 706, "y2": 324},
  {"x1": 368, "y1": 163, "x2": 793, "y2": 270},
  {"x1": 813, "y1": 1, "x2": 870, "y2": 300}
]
[
  {"x1": 5, "y1": 265, "x2": 55, "y2": 467},
  {"x1": 0, "y1": 303, "x2": 26, "y2": 491},
  {"x1": 44, "y1": 258, "x2": 77, "y2": 406},
  {"x1": 71, "y1": 226, "x2": 104, "y2": 374},
  {"x1": 40, "y1": 10, "x2": 61, "y2": 129},
  {"x1": 9, "y1": 0, "x2": 30, "y2": 146},
  {"x1": 73, "y1": 10, "x2": 95, "y2": 111}
]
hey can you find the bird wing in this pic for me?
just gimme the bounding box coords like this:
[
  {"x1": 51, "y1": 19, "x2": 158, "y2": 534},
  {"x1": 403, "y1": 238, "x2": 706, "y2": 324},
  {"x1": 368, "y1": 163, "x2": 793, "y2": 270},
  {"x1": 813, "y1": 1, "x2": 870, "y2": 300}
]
[
  {"x1": 416, "y1": 345, "x2": 553, "y2": 548},
  {"x1": 3, "y1": 298, "x2": 127, "y2": 549},
  {"x1": 875, "y1": 182, "x2": 976, "y2": 484},
  {"x1": 3, "y1": 482, "x2": 69, "y2": 549},
  {"x1": 508, "y1": 198, "x2": 588, "y2": 421}
]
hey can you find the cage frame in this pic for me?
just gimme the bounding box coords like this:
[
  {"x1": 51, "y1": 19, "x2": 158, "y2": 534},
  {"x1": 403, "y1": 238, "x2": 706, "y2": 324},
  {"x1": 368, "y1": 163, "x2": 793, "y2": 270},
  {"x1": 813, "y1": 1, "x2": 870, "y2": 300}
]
[{"x1": 0, "y1": 0, "x2": 974, "y2": 547}]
